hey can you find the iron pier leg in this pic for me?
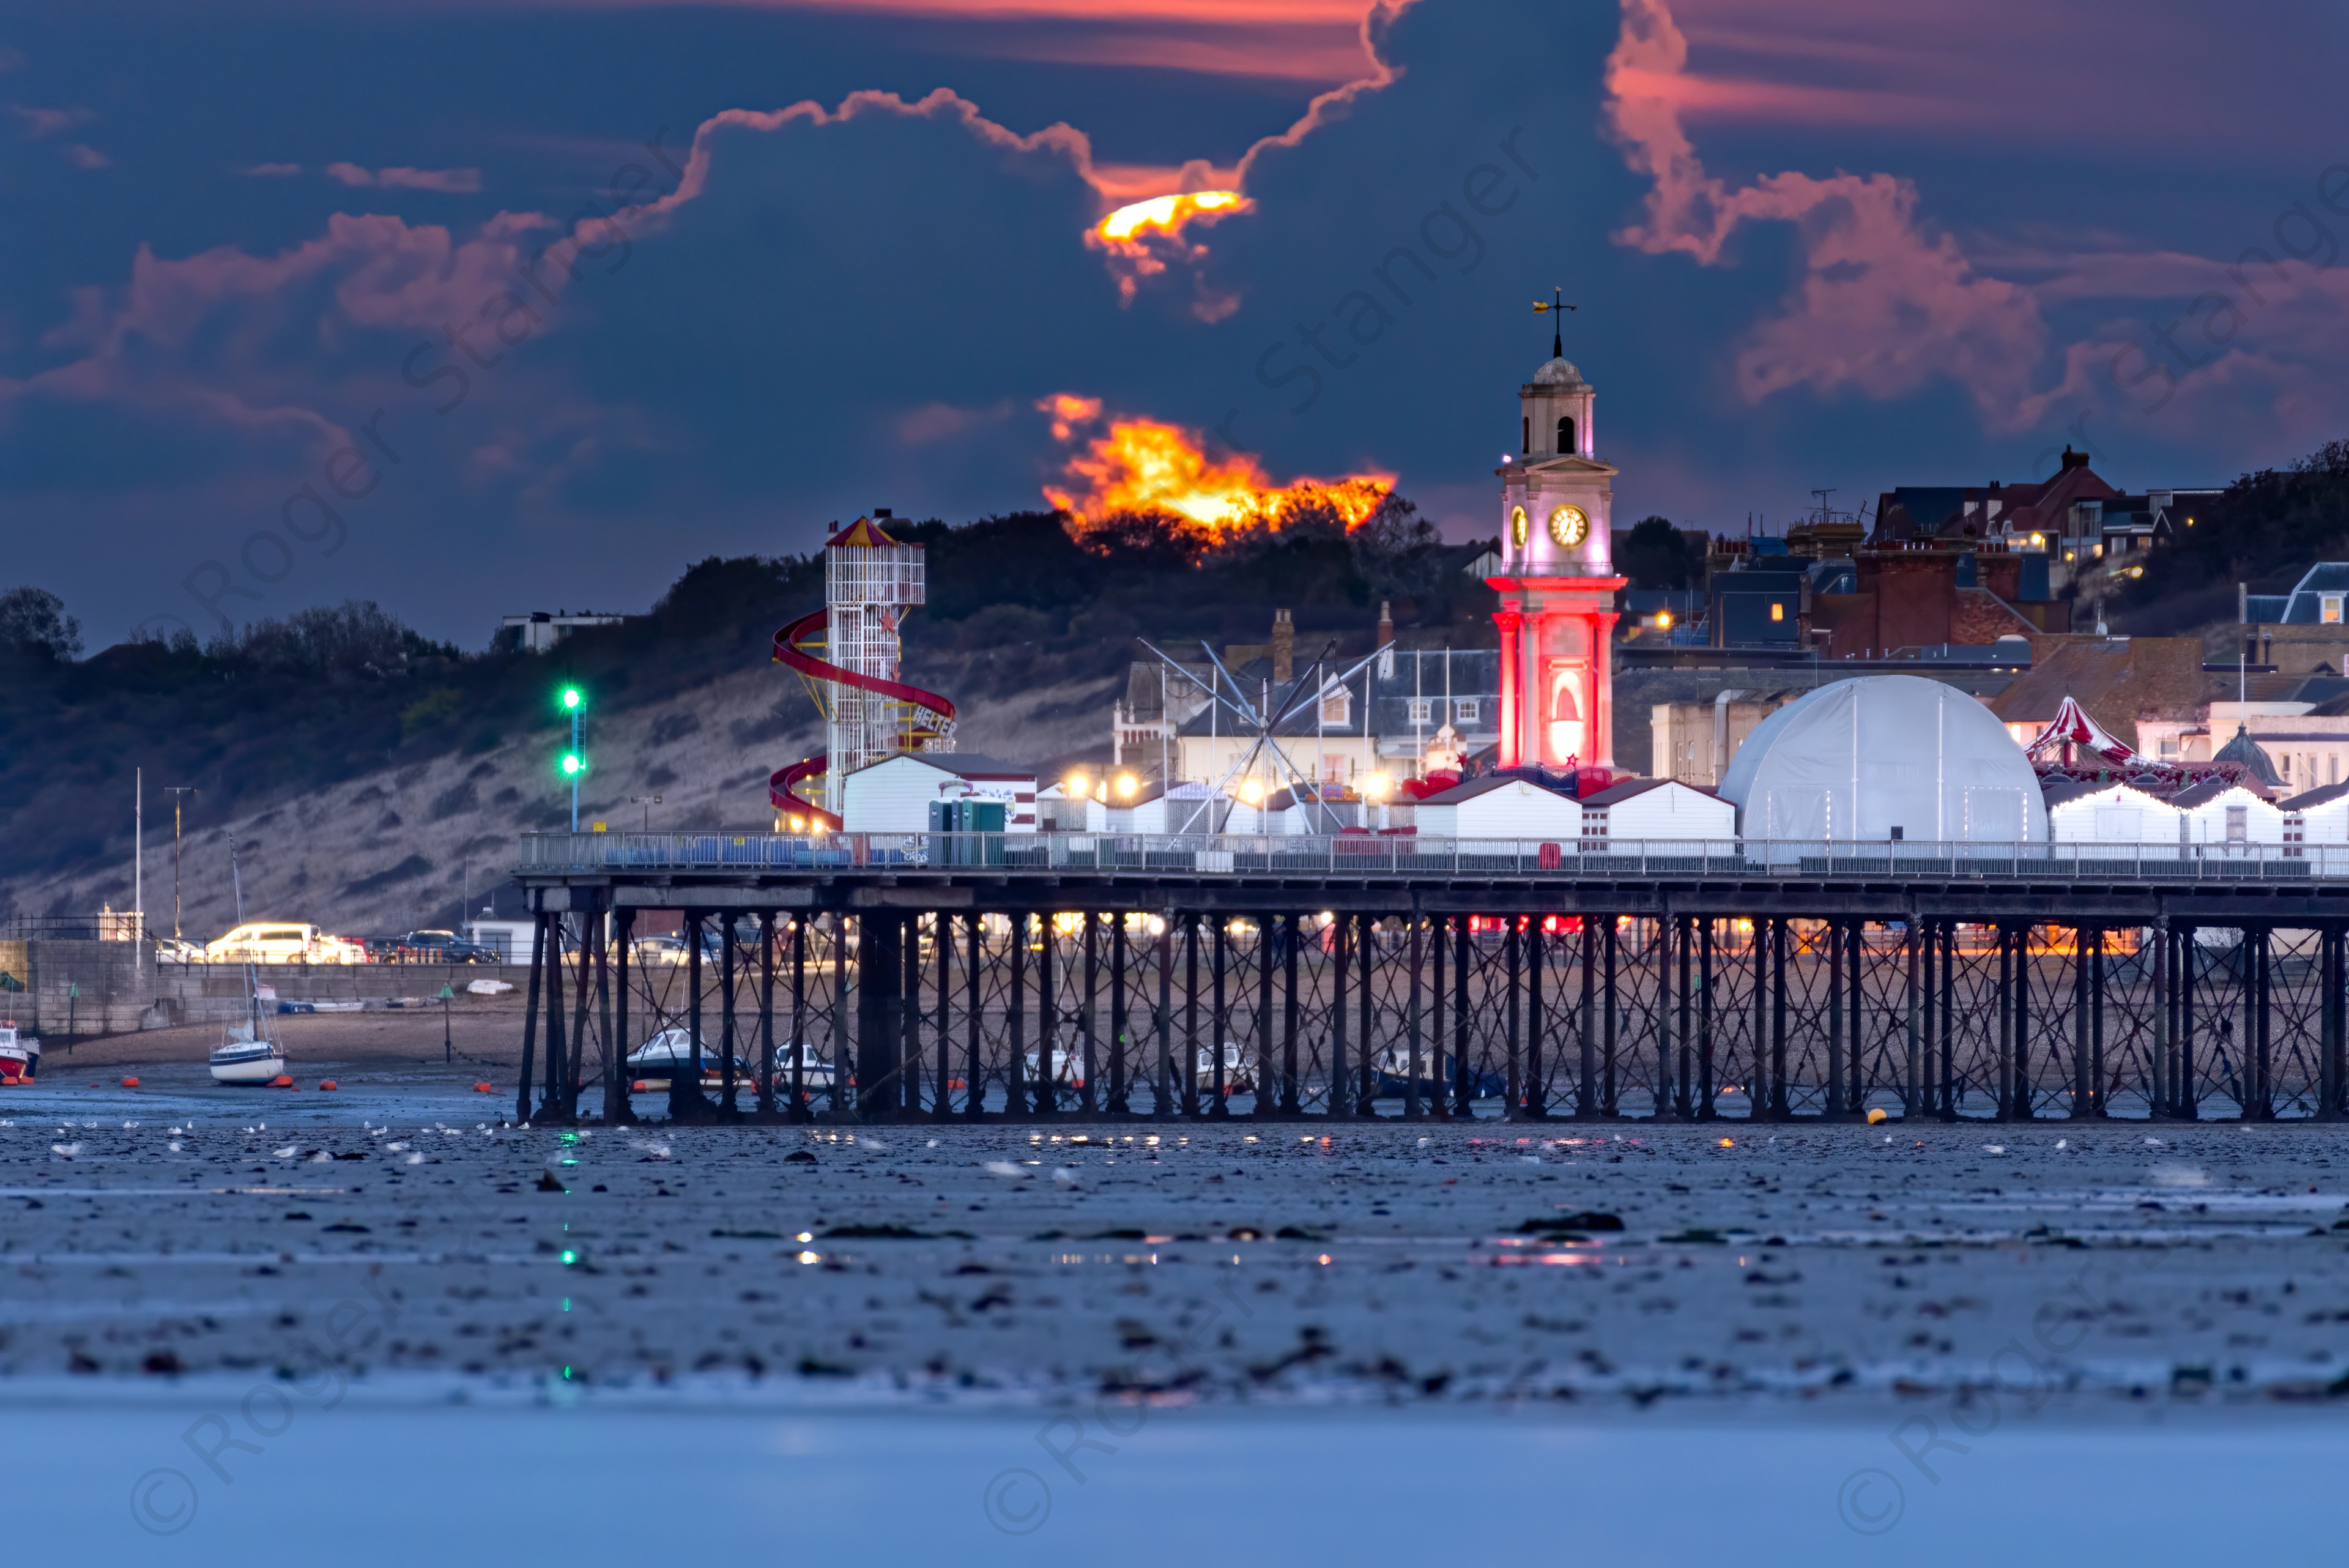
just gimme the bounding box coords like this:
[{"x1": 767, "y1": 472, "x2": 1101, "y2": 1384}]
[
  {"x1": 754, "y1": 913, "x2": 776, "y2": 1119},
  {"x1": 1156, "y1": 913, "x2": 1176, "y2": 1118},
  {"x1": 1454, "y1": 914, "x2": 1472, "y2": 1118},
  {"x1": 1330, "y1": 912, "x2": 1351, "y2": 1120},
  {"x1": 1108, "y1": 914, "x2": 1129, "y2": 1116},
  {"x1": 1674, "y1": 915, "x2": 1692, "y2": 1118},
  {"x1": 2090, "y1": 927, "x2": 2107, "y2": 1120},
  {"x1": 612, "y1": 908, "x2": 636, "y2": 1126},
  {"x1": 1035, "y1": 914, "x2": 1056, "y2": 1118},
  {"x1": 2254, "y1": 927, "x2": 2274, "y2": 1121},
  {"x1": 1654, "y1": 910, "x2": 1675, "y2": 1121},
  {"x1": 1602, "y1": 916, "x2": 1620, "y2": 1117},
  {"x1": 2170, "y1": 926, "x2": 2189, "y2": 1123},
  {"x1": 1006, "y1": 915, "x2": 1027, "y2": 1121},
  {"x1": 1211, "y1": 917, "x2": 1230, "y2": 1117},
  {"x1": 518, "y1": 910, "x2": 544, "y2": 1126},
  {"x1": 791, "y1": 916, "x2": 809, "y2": 1123},
  {"x1": 1771, "y1": 917, "x2": 1789, "y2": 1120},
  {"x1": 2151, "y1": 916, "x2": 2170, "y2": 1120},
  {"x1": 1919, "y1": 917, "x2": 1935, "y2": 1120},
  {"x1": 669, "y1": 911, "x2": 700, "y2": 1123},
  {"x1": 1283, "y1": 912, "x2": 1302, "y2": 1115},
  {"x1": 1939, "y1": 921, "x2": 1957, "y2": 1119},
  {"x1": 1850, "y1": 920, "x2": 1868, "y2": 1118},
  {"x1": 829, "y1": 914, "x2": 849, "y2": 1121},
  {"x1": 1827, "y1": 918, "x2": 1846, "y2": 1119},
  {"x1": 1751, "y1": 916, "x2": 1770, "y2": 1121},
  {"x1": 1252, "y1": 914, "x2": 1275, "y2": 1120},
  {"x1": 1179, "y1": 915, "x2": 1200, "y2": 1118},
  {"x1": 961, "y1": 913, "x2": 981, "y2": 1120},
  {"x1": 1504, "y1": 918, "x2": 1521, "y2": 1117},
  {"x1": 1358, "y1": 913, "x2": 1377, "y2": 1116},
  {"x1": 1578, "y1": 916, "x2": 1598, "y2": 1120},
  {"x1": 1405, "y1": 908, "x2": 1424, "y2": 1121},
  {"x1": 858, "y1": 912, "x2": 904, "y2": 1123},
  {"x1": 544, "y1": 916, "x2": 570, "y2": 1123},
  {"x1": 1699, "y1": 919, "x2": 1716, "y2": 1120},
  {"x1": 1082, "y1": 912, "x2": 1100, "y2": 1117},
  {"x1": 2323, "y1": 924, "x2": 2345, "y2": 1121},
  {"x1": 1526, "y1": 921, "x2": 1546, "y2": 1119},
  {"x1": 1428, "y1": 913, "x2": 1445, "y2": 1121},
  {"x1": 2070, "y1": 925, "x2": 2090, "y2": 1121},
  {"x1": 721, "y1": 916, "x2": 740, "y2": 1118},
  {"x1": 933, "y1": 913, "x2": 951, "y2": 1118}
]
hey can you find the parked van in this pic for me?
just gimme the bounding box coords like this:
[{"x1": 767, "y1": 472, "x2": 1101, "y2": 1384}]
[{"x1": 202, "y1": 923, "x2": 359, "y2": 964}]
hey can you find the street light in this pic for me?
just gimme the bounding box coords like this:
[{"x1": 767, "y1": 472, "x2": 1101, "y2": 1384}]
[
  {"x1": 630, "y1": 793, "x2": 662, "y2": 832},
  {"x1": 557, "y1": 685, "x2": 587, "y2": 830},
  {"x1": 164, "y1": 786, "x2": 198, "y2": 940}
]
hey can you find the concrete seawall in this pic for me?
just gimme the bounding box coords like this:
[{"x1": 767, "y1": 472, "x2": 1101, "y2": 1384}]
[{"x1": 0, "y1": 941, "x2": 534, "y2": 1038}]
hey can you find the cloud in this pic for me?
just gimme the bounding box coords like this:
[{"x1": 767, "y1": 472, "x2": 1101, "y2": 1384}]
[
  {"x1": 242, "y1": 162, "x2": 304, "y2": 177},
  {"x1": 325, "y1": 162, "x2": 484, "y2": 193},
  {"x1": 62, "y1": 144, "x2": 109, "y2": 169},
  {"x1": 10, "y1": 103, "x2": 91, "y2": 139},
  {"x1": 1603, "y1": 0, "x2": 2050, "y2": 427}
]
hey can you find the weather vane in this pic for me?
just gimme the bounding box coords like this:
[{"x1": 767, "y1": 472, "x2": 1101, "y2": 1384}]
[{"x1": 1532, "y1": 286, "x2": 1576, "y2": 359}]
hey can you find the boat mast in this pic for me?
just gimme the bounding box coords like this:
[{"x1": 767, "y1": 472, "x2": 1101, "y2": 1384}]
[{"x1": 231, "y1": 834, "x2": 259, "y2": 1040}]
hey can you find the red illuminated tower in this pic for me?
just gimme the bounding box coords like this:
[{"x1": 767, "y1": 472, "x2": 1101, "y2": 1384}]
[{"x1": 1487, "y1": 349, "x2": 1625, "y2": 768}]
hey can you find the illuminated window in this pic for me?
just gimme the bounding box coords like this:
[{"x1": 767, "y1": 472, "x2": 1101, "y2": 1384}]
[
  {"x1": 1769, "y1": 603, "x2": 1784, "y2": 622},
  {"x1": 1319, "y1": 688, "x2": 1351, "y2": 726},
  {"x1": 2325, "y1": 594, "x2": 2343, "y2": 625}
]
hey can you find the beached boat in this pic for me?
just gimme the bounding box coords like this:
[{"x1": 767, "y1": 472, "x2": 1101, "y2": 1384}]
[
  {"x1": 209, "y1": 1023, "x2": 287, "y2": 1084},
  {"x1": 0, "y1": 1021, "x2": 39, "y2": 1082},
  {"x1": 625, "y1": 1027, "x2": 832, "y2": 1091}
]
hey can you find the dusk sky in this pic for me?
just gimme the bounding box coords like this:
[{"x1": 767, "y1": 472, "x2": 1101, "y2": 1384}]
[{"x1": 7, "y1": 0, "x2": 2347, "y2": 648}]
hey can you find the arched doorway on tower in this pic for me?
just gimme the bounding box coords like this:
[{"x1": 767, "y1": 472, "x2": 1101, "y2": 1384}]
[{"x1": 1545, "y1": 660, "x2": 1586, "y2": 764}]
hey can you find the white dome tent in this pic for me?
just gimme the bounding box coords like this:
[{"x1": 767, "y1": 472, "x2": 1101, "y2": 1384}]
[{"x1": 1718, "y1": 675, "x2": 2047, "y2": 855}]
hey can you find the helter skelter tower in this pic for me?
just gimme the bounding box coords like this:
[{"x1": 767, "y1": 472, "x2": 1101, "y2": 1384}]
[
  {"x1": 770, "y1": 515, "x2": 957, "y2": 828},
  {"x1": 1487, "y1": 299, "x2": 1626, "y2": 770}
]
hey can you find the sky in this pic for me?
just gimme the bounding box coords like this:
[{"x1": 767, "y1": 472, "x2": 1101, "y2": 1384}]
[{"x1": 6, "y1": 0, "x2": 2349, "y2": 650}]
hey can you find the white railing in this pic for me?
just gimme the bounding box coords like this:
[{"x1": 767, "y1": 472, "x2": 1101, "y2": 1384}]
[{"x1": 516, "y1": 832, "x2": 2348, "y2": 881}]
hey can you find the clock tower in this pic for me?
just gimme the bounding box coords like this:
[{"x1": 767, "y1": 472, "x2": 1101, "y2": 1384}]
[{"x1": 1488, "y1": 352, "x2": 1625, "y2": 769}]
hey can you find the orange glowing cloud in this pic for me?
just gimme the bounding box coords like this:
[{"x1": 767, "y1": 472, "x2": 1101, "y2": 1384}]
[
  {"x1": 1041, "y1": 394, "x2": 1392, "y2": 546},
  {"x1": 1086, "y1": 189, "x2": 1252, "y2": 318}
]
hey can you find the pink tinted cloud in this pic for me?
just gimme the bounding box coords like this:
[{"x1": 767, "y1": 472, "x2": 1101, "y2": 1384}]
[
  {"x1": 326, "y1": 162, "x2": 484, "y2": 193},
  {"x1": 1605, "y1": 0, "x2": 2052, "y2": 428}
]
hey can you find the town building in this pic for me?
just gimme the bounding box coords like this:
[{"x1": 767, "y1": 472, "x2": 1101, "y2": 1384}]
[
  {"x1": 497, "y1": 609, "x2": 629, "y2": 652},
  {"x1": 841, "y1": 751, "x2": 1036, "y2": 834},
  {"x1": 1648, "y1": 691, "x2": 1800, "y2": 786},
  {"x1": 1987, "y1": 637, "x2": 2205, "y2": 760},
  {"x1": 2242, "y1": 564, "x2": 2349, "y2": 676}
]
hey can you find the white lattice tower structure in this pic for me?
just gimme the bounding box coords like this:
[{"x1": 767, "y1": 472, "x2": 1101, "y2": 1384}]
[{"x1": 819, "y1": 516, "x2": 946, "y2": 815}]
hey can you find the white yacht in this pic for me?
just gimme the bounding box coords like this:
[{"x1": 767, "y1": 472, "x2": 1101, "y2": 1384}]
[{"x1": 209, "y1": 1022, "x2": 287, "y2": 1084}]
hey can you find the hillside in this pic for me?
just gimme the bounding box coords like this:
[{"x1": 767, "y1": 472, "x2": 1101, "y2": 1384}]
[
  {"x1": 0, "y1": 502, "x2": 1493, "y2": 941},
  {"x1": 2117, "y1": 439, "x2": 2349, "y2": 639}
]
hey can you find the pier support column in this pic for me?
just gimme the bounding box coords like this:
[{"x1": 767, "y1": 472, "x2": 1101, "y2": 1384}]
[
  {"x1": 1156, "y1": 913, "x2": 1177, "y2": 1120},
  {"x1": 1006, "y1": 915, "x2": 1026, "y2": 1123},
  {"x1": 1770, "y1": 917, "x2": 1789, "y2": 1119},
  {"x1": 962, "y1": 914, "x2": 982, "y2": 1121},
  {"x1": 1454, "y1": 915, "x2": 1473, "y2": 1118},
  {"x1": 856, "y1": 912, "x2": 902, "y2": 1123},
  {"x1": 1698, "y1": 919, "x2": 1716, "y2": 1120},
  {"x1": 1653, "y1": 908, "x2": 1677, "y2": 1121},
  {"x1": 612, "y1": 908, "x2": 636, "y2": 1126},
  {"x1": 1283, "y1": 913, "x2": 1302, "y2": 1116},
  {"x1": 2150, "y1": 916, "x2": 2170, "y2": 1120},
  {"x1": 2088, "y1": 927, "x2": 2107, "y2": 1119},
  {"x1": 2251, "y1": 926, "x2": 2274, "y2": 1121},
  {"x1": 791, "y1": 916, "x2": 811, "y2": 1123},
  {"x1": 1405, "y1": 907, "x2": 1425, "y2": 1121},
  {"x1": 2178, "y1": 924, "x2": 2199, "y2": 1121},
  {"x1": 1209, "y1": 917, "x2": 1230, "y2": 1117},
  {"x1": 1525, "y1": 920, "x2": 1546, "y2": 1119},
  {"x1": 1825, "y1": 918, "x2": 1846, "y2": 1120},
  {"x1": 1576, "y1": 916, "x2": 1598, "y2": 1120},
  {"x1": 1107, "y1": 913, "x2": 1129, "y2": 1115},
  {"x1": 2322, "y1": 924, "x2": 2345, "y2": 1121},
  {"x1": 518, "y1": 909, "x2": 545, "y2": 1126}
]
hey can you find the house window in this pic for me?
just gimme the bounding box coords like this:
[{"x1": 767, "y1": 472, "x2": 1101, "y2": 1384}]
[
  {"x1": 2282, "y1": 754, "x2": 2293, "y2": 782},
  {"x1": 2226, "y1": 803, "x2": 2247, "y2": 843},
  {"x1": 2325, "y1": 594, "x2": 2343, "y2": 624},
  {"x1": 1319, "y1": 688, "x2": 1350, "y2": 726},
  {"x1": 2159, "y1": 737, "x2": 2179, "y2": 759},
  {"x1": 1769, "y1": 603, "x2": 1784, "y2": 622},
  {"x1": 1454, "y1": 699, "x2": 1480, "y2": 723},
  {"x1": 1407, "y1": 697, "x2": 1433, "y2": 725}
]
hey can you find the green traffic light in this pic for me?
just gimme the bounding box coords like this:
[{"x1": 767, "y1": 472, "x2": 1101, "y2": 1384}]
[
  {"x1": 560, "y1": 686, "x2": 582, "y2": 711},
  {"x1": 560, "y1": 752, "x2": 584, "y2": 776}
]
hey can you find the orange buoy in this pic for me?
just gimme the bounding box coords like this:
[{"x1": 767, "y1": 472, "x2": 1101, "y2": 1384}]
[
  {"x1": 472, "y1": 1081, "x2": 494, "y2": 1093},
  {"x1": 270, "y1": 1074, "x2": 294, "y2": 1088},
  {"x1": 121, "y1": 1077, "x2": 140, "y2": 1088},
  {"x1": 319, "y1": 1080, "x2": 339, "y2": 1091},
  {"x1": 631, "y1": 1079, "x2": 649, "y2": 1092}
]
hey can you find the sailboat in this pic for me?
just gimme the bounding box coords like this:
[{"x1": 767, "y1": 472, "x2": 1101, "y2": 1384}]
[{"x1": 209, "y1": 834, "x2": 288, "y2": 1085}]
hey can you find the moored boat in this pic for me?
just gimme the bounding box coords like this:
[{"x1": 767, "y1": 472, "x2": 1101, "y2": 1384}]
[{"x1": 0, "y1": 1022, "x2": 39, "y2": 1082}]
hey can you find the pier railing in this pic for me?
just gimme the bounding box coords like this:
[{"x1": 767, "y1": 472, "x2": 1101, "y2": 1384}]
[{"x1": 518, "y1": 830, "x2": 2347, "y2": 882}]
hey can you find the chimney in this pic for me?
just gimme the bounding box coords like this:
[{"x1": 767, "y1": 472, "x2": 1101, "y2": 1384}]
[
  {"x1": 1375, "y1": 600, "x2": 1395, "y2": 650},
  {"x1": 1272, "y1": 608, "x2": 1294, "y2": 683}
]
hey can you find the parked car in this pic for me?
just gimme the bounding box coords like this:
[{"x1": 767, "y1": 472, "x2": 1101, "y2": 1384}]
[
  {"x1": 629, "y1": 935, "x2": 691, "y2": 966},
  {"x1": 202, "y1": 923, "x2": 360, "y2": 964},
  {"x1": 153, "y1": 937, "x2": 204, "y2": 964},
  {"x1": 390, "y1": 930, "x2": 499, "y2": 964}
]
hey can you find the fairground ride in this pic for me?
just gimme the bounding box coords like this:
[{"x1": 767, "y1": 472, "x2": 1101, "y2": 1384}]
[{"x1": 770, "y1": 515, "x2": 957, "y2": 828}]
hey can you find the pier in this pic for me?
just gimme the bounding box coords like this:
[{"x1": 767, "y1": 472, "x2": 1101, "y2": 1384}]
[{"x1": 513, "y1": 831, "x2": 2349, "y2": 1124}]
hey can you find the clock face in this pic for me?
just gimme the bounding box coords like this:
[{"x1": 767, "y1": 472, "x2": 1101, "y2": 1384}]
[
  {"x1": 1549, "y1": 504, "x2": 1589, "y2": 547},
  {"x1": 1509, "y1": 505, "x2": 1528, "y2": 548}
]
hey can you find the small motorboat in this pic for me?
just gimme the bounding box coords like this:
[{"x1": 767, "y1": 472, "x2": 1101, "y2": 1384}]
[
  {"x1": 0, "y1": 1021, "x2": 39, "y2": 1083},
  {"x1": 210, "y1": 1022, "x2": 287, "y2": 1084},
  {"x1": 626, "y1": 1027, "x2": 833, "y2": 1091}
]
